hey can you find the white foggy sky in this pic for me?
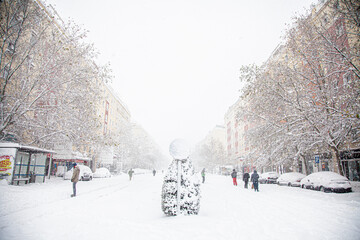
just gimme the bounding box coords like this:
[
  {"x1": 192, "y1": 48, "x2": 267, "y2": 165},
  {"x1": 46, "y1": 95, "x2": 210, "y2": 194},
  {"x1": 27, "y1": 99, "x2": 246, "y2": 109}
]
[{"x1": 46, "y1": 0, "x2": 316, "y2": 154}]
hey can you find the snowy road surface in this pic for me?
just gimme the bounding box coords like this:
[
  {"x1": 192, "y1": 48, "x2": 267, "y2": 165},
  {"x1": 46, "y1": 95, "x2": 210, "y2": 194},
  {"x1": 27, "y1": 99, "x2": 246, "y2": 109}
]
[{"x1": 1, "y1": 173, "x2": 360, "y2": 240}]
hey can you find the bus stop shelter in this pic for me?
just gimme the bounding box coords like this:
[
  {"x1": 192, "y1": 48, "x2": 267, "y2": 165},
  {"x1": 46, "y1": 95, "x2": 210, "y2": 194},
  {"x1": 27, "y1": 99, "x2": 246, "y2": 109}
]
[{"x1": 0, "y1": 142, "x2": 55, "y2": 185}]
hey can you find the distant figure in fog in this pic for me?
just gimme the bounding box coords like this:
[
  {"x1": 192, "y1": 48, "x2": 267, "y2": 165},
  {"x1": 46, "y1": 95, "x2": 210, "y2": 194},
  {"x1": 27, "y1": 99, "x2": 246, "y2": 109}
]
[
  {"x1": 71, "y1": 163, "x2": 80, "y2": 197},
  {"x1": 243, "y1": 171, "x2": 250, "y2": 189},
  {"x1": 231, "y1": 169, "x2": 237, "y2": 186},
  {"x1": 250, "y1": 170, "x2": 260, "y2": 192},
  {"x1": 128, "y1": 169, "x2": 134, "y2": 181},
  {"x1": 201, "y1": 168, "x2": 206, "y2": 183},
  {"x1": 153, "y1": 169, "x2": 156, "y2": 176}
]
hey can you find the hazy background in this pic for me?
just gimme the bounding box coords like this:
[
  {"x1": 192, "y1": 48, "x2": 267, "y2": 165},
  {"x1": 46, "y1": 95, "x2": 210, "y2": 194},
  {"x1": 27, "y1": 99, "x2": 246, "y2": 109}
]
[{"x1": 46, "y1": 0, "x2": 316, "y2": 153}]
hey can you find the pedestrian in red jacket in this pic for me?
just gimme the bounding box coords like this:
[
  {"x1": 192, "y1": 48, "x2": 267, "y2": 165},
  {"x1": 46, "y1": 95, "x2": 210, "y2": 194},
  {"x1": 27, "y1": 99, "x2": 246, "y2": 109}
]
[{"x1": 231, "y1": 169, "x2": 237, "y2": 186}]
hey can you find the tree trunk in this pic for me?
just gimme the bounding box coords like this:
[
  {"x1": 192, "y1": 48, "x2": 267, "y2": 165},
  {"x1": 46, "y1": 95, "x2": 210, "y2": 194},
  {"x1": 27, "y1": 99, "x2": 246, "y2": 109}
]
[
  {"x1": 330, "y1": 146, "x2": 344, "y2": 176},
  {"x1": 299, "y1": 153, "x2": 309, "y2": 175}
]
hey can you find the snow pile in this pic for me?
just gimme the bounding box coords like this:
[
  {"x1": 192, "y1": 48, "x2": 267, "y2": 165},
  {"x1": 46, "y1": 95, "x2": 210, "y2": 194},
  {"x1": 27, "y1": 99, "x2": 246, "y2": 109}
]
[{"x1": 351, "y1": 181, "x2": 360, "y2": 192}]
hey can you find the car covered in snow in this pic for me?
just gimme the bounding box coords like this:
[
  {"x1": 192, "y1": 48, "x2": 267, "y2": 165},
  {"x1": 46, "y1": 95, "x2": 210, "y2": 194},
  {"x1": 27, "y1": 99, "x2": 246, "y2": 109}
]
[
  {"x1": 276, "y1": 172, "x2": 306, "y2": 187},
  {"x1": 300, "y1": 171, "x2": 352, "y2": 193},
  {"x1": 93, "y1": 167, "x2": 112, "y2": 178},
  {"x1": 64, "y1": 165, "x2": 93, "y2": 181},
  {"x1": 259, "y1": 172, "x2": 280, "y2": 184}
]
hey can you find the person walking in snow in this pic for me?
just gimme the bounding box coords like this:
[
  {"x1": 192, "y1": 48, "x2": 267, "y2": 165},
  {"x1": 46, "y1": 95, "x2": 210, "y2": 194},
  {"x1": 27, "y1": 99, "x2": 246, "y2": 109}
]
[
  {"x1": 201, "y1": 168, "x2": 206, "y2": 183},
  {"x1": 71, "y1": 163, "x2": 80, "y2": 197},
  {"x1": 231, "y1": 169, "x2": 237, "y2": 186},
  {"x1": 153, "y1": 169, "x2": 156, "y2": 176},
  {"x1": 128, "y1": 169, "x2": 134, "y2": 181},
  {"x1": 243, "y1": 171, "x2": 250, "y2": 189},
  {"x1": 250, "y1": 170, "x2": 260, "y2": 192}
]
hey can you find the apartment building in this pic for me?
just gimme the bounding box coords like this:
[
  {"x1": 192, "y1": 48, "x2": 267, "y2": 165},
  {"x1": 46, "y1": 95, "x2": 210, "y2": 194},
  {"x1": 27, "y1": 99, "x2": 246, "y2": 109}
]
[
  {"x1": 96, "y1": 82, "x2": 131, "y2": 168},
  {"x1": 225, "y1": 98, "x2": 249, "y2": 169}
]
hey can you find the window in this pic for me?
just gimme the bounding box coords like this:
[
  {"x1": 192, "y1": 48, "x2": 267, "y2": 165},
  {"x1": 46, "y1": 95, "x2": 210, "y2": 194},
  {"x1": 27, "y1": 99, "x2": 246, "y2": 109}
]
[
  {"x1": 103, "y1": 124, "x2": 107, "y2": 135},
  {"x1": 343, "y1": 73, "x2": 351, "y2": 86},
  {"x1": 322, "y1": 14, "x2": 329, "y2": 25},
  {"x1": 335, "y1": 23, "x2": 344, "y2": 37},
  {"x1": 6, "y1": 42, "x2": 15, "y2": 54},
  {"x1": 30, "y1": 30, "x2": 38, "y2": 46}
]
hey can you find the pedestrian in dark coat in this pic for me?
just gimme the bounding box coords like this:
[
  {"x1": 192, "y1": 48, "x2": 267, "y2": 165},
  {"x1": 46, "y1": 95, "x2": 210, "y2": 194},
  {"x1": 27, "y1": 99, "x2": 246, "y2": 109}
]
[
  {"x1": 153, "y1": 169, "x2": 156, "y2": 176},
  {"x1": 231, "y1": 169, "x2": 237, "y2": 186},
  {"x1": 128, "y1": 169, "x2": 134, "y2": 181},
  {"x1": 201, "y1": 168, "x2": 206, "y2": 183},
  {"x1": 243, "y1": 171, "x2": 250, "y2": 189},
  {"x1": 250, "y1": 170, "x2": 260, "y2": 192},
  {"x1": 71, "y1": 163, "x2": 80, "y2": 197}
]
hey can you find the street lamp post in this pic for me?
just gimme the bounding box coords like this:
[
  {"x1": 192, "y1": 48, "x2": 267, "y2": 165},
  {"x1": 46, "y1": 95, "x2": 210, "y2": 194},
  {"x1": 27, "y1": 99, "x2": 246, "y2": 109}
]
[
  {"x1": 169, "y1": 139, "x2": 190, "y2": 216},
  {"x1": 176, "y1": 159, "x2": 182, "y2": 215}
]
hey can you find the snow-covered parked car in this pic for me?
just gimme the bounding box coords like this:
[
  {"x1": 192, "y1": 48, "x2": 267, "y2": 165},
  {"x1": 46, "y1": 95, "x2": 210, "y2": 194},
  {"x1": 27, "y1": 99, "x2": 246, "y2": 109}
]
[
  {"x1": 93, "y1": 168, "x2": 111, "y2": 178},
  {"x1": 277, "y1": 172, "x2": 306, "y2": 187},
  {"x1": 300, "y1": 171, "x2": 352, "y2": 193},
  {"x1": 64, "y1": 165, "x2": 93, "y2": 181},
  {"x1": 259, "y1": 172, "x2": 280, "y2": 184}
]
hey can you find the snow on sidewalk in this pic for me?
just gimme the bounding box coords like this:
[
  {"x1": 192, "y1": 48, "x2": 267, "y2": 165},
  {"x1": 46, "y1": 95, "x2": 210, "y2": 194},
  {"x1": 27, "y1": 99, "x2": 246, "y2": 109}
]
[{"x1": 0, "y1": 174, "x2": 359, "y2": 240}]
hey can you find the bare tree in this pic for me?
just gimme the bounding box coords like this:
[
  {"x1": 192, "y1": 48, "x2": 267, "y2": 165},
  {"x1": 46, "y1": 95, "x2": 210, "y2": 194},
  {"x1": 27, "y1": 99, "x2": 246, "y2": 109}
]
[{"x1": 192, "y1": 138, "x2": 226, "y2": 171}]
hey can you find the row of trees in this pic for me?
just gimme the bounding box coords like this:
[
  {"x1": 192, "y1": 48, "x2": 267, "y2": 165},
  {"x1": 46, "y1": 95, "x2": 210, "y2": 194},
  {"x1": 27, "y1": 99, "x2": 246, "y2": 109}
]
[
  {"x1": 112, "y1": 123, "x2": 168, "y2": 171},
  {"x1": 191, "y1": 138, "x2": 226, "y2": 172},
  {"x1": 1, "y1": 0, "x2": 167, "y2": 171},
  {"x1": 237, "y1": 0, "x2": 360, "y2": 175}
]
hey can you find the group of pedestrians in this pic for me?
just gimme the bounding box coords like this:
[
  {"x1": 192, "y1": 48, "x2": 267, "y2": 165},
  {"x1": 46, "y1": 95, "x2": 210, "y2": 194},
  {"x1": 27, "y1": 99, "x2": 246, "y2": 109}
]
[
  {"x1": 128, "y1": 168, "x2": 157, "y2": 181},
  {"x1": 231, "y1": 169, "x2": 260, "y2": 192},
  {"x1": 200, "y1": 168, "x2": 260, "y2": 192}
]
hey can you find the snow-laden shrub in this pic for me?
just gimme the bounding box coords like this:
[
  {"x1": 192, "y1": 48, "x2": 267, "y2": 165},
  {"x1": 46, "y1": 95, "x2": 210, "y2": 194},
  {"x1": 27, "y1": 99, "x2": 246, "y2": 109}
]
[{"x1": 161, "y1": 158, "x2": 200, "y2": 216}]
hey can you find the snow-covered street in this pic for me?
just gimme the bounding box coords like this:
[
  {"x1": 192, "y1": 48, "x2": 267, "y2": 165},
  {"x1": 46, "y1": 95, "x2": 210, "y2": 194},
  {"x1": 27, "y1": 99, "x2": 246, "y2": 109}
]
[{"x1": 1, "y1": 173, "x2": 360, "y2": 240}]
